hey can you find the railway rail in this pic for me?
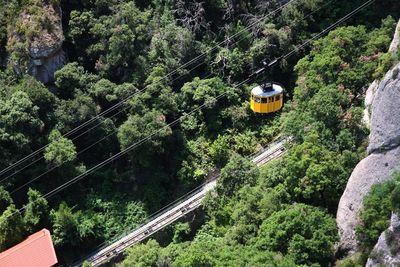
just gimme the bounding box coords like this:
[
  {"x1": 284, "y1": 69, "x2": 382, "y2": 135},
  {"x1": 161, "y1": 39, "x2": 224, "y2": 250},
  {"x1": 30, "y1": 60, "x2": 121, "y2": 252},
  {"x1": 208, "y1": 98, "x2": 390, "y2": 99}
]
[{"x1": 74, "y1": 137, "x2": 289, "y2": 267}]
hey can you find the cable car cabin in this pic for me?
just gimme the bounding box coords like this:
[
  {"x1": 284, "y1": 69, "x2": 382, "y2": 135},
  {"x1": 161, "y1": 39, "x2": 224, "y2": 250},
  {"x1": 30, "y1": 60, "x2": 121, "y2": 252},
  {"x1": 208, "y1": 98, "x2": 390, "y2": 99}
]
[{"x1": 250, "y1": 83, "x2": 283, "y2": 114}]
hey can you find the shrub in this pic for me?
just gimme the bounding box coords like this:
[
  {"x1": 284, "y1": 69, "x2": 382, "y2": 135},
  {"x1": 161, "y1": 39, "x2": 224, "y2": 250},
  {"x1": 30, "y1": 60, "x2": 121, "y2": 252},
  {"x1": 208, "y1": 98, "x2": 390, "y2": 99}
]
[{"x1": 356, "y1": 173, "x2": 400, "y2": 251}]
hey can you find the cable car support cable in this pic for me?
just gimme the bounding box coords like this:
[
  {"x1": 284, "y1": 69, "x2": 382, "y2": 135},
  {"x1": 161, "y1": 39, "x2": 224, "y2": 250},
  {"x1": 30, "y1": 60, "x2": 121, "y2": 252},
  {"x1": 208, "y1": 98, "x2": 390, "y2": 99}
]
[
  {"x1": 6, "y1": 0, "x2": 337, "y2": 193},
  {"x1": 0, "y1": 0, "x2": 298, "y2": 180},
  {"x1": 2, "y1": 0, "x2": 376, "y2": 222}
]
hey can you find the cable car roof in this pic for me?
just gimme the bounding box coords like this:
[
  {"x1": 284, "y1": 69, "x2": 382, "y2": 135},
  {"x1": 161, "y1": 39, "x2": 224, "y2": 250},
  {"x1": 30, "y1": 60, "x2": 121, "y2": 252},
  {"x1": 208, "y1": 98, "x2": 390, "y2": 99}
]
[{"x1": 251, "y1": 83, "x2": 283, "y2": 97}]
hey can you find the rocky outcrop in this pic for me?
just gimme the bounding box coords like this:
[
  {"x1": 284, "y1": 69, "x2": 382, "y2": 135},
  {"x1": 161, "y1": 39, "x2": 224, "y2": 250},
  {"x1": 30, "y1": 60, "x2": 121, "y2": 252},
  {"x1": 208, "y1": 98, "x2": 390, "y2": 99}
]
[
  {"x1": 7, "y1": 2, "x2": 66, "y2": 84},
  {"x1": 362, "y1": 80, "x2": 379, "y2": 128},
  {"x1": 389, "y1": 20, "x2": 400, "y2": 54},
  {"x1": 28, "y1": 4, "x2": 66, "y2": 84},
  {"x1": 367, "y1": 67, "x2": 400, "y2": 154},
  {"x1": 336, "y1": 145, "x2": 400, "y2": 253},
  {"x1": 29, "y1": 46, "x2": 66, "y2": 84},
  {"x1": 362, "y1": 20, "x2": 400, "y2": 128},
  {"x1": 336, "y1": 23, "x2": 400, "y2": 253},
  {"x1": 366, "y1": 213, "x2": 400, "y2": 267}
]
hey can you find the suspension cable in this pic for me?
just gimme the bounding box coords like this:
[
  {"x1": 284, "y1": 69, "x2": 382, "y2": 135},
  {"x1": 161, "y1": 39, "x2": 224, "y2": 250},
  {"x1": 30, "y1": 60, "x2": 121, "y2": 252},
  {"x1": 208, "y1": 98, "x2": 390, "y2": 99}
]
[
  {"x1": 4, "y1": 0, "x2": 375, "y2": 223},
  {"x1": 8, "y1": 0, "x2": 335, "y2": 195},
  {"x1": 0, "y1": 0, "x2": 306, "y2": 194},
  {"x1": 0, "y1": 0, "x2": 297, "y2": 179}
]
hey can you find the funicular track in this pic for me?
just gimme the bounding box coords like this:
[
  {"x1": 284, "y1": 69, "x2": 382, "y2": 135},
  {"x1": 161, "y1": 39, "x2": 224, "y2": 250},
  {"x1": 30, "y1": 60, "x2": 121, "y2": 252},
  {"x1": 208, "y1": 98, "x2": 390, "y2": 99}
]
[{"x1": 75, "y1": 137, "x2": 289, "y2": 267}]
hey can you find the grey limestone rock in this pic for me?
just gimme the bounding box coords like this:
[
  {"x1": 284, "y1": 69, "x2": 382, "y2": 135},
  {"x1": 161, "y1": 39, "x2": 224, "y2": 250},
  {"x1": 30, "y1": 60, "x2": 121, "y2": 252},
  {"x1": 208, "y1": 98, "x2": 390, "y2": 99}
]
[
  {"x1": 336, "y1": 146, "x2": 400, "y2": 254},
  {"x1": 362, "y1": 80, "x2": 379, "y2": 128},
  {"x1": 367, "y1": 64, "x2": 400, "y2": 154},
  {"x1": 8, "y1": 3, "x2": 66, "y2": 84},
  {"x1": 366, "y1": 213, "x2": 400, "y2": 267},
  {"x1": 362, "y1": 20, "x2": 400, "y2": 129},
  {"x1": 388, "y1": 20, "x2": 400, "y2": 54},
  {"x1": 336, "y1": 21, "x2": 400, "y2": 254},
  {"x1": 27, "y1": 6, "x2": 65, "y2": 84},
  {"x1": 30, "y1": 48, "x2": 66, "y2": 84}
]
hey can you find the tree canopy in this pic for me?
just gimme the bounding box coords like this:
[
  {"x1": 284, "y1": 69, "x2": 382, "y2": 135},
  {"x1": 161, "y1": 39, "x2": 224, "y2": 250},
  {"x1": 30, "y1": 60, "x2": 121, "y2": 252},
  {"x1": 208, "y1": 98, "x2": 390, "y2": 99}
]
[{"x1": 0, "y1": 0, "x2": 398, "y2": 265}]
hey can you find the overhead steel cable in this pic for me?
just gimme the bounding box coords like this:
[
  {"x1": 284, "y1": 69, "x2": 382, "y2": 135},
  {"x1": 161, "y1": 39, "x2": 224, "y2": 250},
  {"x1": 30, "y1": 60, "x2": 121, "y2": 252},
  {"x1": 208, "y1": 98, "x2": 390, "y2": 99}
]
[
  {"x1": 6, "y1": 57, "x2": 213, "y2": 189},
  {"x1": 40, "y1": 76, "x2": 248, "y2": 200},
  {"x1": 10, "y1": 63, "x2": 215, "y2": 195},
  {"x1": 6, "y1": 76, "x2": 249, "y2": 221},
  {"x1": 75, "y1": 1, "x2": 377, "y2": 260},
  {"x1": 0, "y1": 0, "x2": 298, "y2": 179},
  {"x1": 1, "y1": 52, "x2": 212, "y2": 186},
  {"x1": 6, "y1": 0, "x2": 336, "y2": 193},
  {"x1": 3, "y1": 0, "x2": 372, "y2": 220},
  {"x1": 283, "y1": 0, "x2": 375, "y2": 60}
]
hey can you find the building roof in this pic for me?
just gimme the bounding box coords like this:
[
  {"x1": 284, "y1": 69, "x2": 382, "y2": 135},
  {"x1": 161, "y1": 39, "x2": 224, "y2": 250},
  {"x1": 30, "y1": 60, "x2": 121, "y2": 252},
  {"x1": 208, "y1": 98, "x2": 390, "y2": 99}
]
[
  {"x1": 0, "y1": 229, "x2": 58, "y2": 267},
  {"x1": 251, "y1": 83, "x2": 283, "y2": 97}
]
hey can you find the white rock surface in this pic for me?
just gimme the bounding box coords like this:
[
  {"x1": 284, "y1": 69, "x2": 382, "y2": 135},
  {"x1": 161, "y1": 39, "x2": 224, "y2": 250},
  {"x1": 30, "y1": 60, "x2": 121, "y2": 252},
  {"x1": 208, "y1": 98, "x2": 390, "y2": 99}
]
[
  {"x1": 366, "y1": 213, "x2": 400, "y2": 267},
  {"x1": 337, "y1": 20, "x2": 400, "y2": 254},
  {"x1": 362, "y1": 80, "x2": 379, "y2": 128},
  {"x1": 367, "y1": 65, "x2": 400, "y2": 154},
  {"x1": 388, "y1": 20, "x2": 400, "y2": 54},
  {"x1": 337, "y1": 146, "x2": 400, "y2": 253},
  {"x1": 362, "y1": 20, "x2": 400, "y2": 128},
  {"x1": 30, "y1": 48, "x2": 66, "y2": 84},
  {"x1": 8, "y1": 3, "x2": 66, "y2": 84}
]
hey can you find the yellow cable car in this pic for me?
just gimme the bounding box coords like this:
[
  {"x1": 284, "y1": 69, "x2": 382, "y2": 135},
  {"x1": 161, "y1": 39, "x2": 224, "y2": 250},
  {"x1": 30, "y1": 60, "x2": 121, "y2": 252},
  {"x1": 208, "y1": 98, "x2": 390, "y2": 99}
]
[{"x1": 250, "y1": 83, "x2": 283, "y2": 113}]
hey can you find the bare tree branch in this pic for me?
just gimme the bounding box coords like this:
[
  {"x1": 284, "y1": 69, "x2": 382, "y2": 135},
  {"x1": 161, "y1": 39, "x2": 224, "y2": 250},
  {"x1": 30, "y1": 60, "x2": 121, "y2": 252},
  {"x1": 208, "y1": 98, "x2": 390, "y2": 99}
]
[{"x1": 173, "y1": 0, "x2": 209, "y2": 34}]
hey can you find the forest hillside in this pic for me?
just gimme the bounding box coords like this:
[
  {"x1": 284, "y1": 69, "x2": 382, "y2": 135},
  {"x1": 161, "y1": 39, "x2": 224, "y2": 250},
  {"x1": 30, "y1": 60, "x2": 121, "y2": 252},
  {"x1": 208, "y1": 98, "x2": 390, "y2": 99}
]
[{"x1": 0, "y1": 0, "x2": 400, "y2": 266}]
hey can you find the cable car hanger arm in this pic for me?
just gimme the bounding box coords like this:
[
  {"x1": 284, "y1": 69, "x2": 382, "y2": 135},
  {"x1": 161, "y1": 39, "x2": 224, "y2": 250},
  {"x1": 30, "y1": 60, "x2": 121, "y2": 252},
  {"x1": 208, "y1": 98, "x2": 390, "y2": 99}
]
[{"x1": 248, "y1": 56, "x2": 283, "y2": 82}]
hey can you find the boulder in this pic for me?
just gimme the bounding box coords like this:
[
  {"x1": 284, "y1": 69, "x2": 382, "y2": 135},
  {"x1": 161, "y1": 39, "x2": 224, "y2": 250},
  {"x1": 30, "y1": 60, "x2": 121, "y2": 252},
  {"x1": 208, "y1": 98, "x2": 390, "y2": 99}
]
[{"x1": 336, "y1": 146, "x2": 400, "y2": 254}]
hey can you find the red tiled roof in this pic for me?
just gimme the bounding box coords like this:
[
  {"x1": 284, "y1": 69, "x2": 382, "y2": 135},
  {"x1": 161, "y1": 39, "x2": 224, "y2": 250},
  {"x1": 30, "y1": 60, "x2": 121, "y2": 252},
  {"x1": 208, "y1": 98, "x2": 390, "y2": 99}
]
[{"x1": 0, "y1": 229, "x2": 58, "y2": 267}]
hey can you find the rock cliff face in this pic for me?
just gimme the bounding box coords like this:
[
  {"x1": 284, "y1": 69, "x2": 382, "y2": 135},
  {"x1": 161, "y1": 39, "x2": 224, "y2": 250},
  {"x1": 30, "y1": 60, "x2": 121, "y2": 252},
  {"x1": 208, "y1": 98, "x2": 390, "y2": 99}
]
[
  {"x1": 362, "y1": 20, "x2": 400, "y2": 128},
  {"x1": 389, "y1": 20, "x2": 400, "y2": 54},
  {"x1": 366, "y1": 213, "x2": 400, "y2": 266},
  {"x1": 362, "y1": 80, "x2": 378, "y2": 128},
  {"x1": 336, "y1": 144, "x2": 400, "y2": 253},
  {"x1": 29, "y1": 45, "x2": 66, "y2": 85},
  {"x1": 7, "y1": 2, "x2": 66, "y2": 84},
  {"x1": 336, "y1": 21, "x2": 400, "y2": 254},
  {"x1": 367, "y1": 68, "x2": 400, "y2": 154}
]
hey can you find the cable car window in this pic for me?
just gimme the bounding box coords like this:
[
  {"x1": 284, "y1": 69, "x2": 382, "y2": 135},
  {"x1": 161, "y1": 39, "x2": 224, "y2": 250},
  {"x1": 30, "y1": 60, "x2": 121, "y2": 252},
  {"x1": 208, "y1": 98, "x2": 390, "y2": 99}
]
[
  {"x1": 275, "y1": 95, "x2": 280, "y2": 101},
  {"x1": 261, "y1": 98, "x2": 268, "y2": 103},
  {"x1": 268, "y1": 97, "x2": 273, "y2": 103},
  {"x1": 255, "y1": 97, "x2": 261, "y2": 103}
]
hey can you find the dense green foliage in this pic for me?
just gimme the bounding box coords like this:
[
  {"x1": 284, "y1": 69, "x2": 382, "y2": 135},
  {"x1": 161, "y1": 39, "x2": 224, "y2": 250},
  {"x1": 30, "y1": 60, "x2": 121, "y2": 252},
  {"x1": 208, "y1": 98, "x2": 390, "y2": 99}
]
[
  {"x1": 117, "y1": 238, "x2": 300, "y2": 267},
  {"x1": 0, "y1": 187, "x2": 47, "y2": 250},
  {"x1": 256, "y1": 204, "x2": 337, "y2": 265},
  {"x1": 356, "y1": 173, "x2": 400, "y2": 252},
  {"x1": 118, "y1": 14, "x2": 397, "y2": 267},
  {"x1": 0, "y1": 0, "x2": 398, "y2": 265}
]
